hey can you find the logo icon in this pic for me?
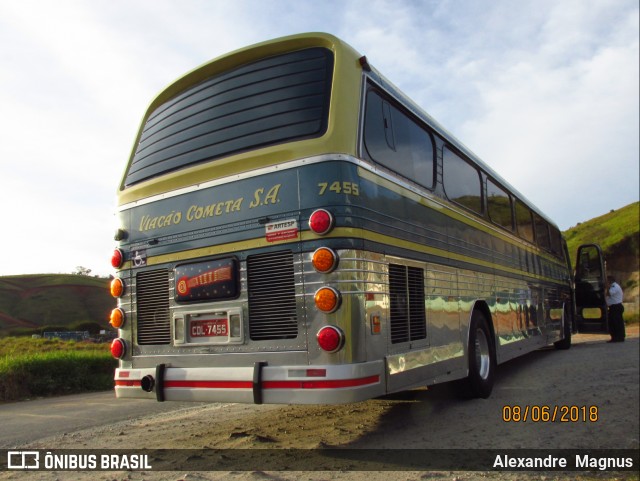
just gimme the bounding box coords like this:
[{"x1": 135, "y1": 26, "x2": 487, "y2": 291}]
[{"x1": 7, "y1": 451, "x2": 39, "y2": 470}]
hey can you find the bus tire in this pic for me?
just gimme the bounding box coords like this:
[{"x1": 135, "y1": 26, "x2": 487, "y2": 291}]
[
  {"x1": 554, "y1": 307, "x2": 572, "y2": 350},
  {"x1": 457, "y1": 311, "x2": 495, "y2": 399}
]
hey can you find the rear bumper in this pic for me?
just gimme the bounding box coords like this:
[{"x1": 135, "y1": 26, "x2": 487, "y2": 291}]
[{"x1": 114, "y1": 360, "x2": 385, "y2": 404}]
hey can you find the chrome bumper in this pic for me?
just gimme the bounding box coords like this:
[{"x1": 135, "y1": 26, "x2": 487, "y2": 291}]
[{"x1": 114, "y1": 360, "x2": 385, "y2": 404}]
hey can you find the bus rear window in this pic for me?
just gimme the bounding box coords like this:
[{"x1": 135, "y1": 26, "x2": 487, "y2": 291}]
[{"x1": 125, "y1": 48, "x2": 334, "y2": 186}]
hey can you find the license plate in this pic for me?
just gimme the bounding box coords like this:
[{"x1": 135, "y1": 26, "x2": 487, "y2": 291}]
[{"x1": 189, "y1": 318, "x2": 228, "y2": 338}]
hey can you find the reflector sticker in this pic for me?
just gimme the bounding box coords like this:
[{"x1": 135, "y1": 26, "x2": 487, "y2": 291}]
[
  {"x1": 265, "y1": 219, "x2": 298, "y2": 242},
  {"x1": 175, "y1": 258, "x2": 237, "y2": 302}
]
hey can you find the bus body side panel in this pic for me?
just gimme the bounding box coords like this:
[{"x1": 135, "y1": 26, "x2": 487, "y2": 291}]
[{"x1": 349, "y1": 162, "x2": 570, "y2": 393}]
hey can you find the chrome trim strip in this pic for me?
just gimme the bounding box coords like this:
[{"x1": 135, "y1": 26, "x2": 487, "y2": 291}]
[
  {"x1": 117, "y1": 152, "x2": 445, "y2": 214},
  {"x1": 118, "y1": 154, "x2": 360, "y2": 211},
  {"x1": 386, "y1": 342, "x2": 465, "y2": 375}
]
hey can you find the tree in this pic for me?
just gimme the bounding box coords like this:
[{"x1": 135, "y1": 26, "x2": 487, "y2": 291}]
[{"x1": 74, "y1": 266, "x2": 92, "y2": 276}]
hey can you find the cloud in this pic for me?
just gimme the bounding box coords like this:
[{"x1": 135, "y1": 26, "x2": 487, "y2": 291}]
[
  {"x1": 455, "y1": 1, "x2": 639, "y2": 227},
  {"x1": 337, "y1": 0, "x2": 639, "y2": 229}
]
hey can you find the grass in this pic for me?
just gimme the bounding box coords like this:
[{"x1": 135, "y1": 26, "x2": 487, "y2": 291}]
[
  {"x1": 0, "y1": 337, "x2": 116, "y2": 402},
  {"x1": 0, "y1": 273, "x2": 107, "y2": 289},
  {"x1": 564, "y1": 201, "x2": 639, "y2": 264}
]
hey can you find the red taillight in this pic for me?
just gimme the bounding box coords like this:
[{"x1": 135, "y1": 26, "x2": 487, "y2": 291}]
[
  {"x1": 317, "y1": 326, "x2": 344, "y2": 353},
  {"x1": 309, "y1": 209, "x2": 334, "y2": 235},
  {"x1": 111, "y1": 248, "x2": 124, "y2": 268},
  {"x1": 110, "y1": 278, "x2": 125, "y2": 298},
  {"x1": 110, "y1": 338, "x2": 126, "y2": 359}
]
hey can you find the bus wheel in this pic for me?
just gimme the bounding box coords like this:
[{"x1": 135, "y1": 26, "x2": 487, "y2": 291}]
[
  {"x1": 457, "y1": 311, "x2": 495, "y2": 399},
  {"x1": 554, "y1": 307, "x2": 572, "y2": 350}
]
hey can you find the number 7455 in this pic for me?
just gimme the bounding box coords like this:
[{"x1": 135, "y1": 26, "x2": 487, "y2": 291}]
[{"x1": 318, "y1": 181, "x2": 359, "y2": 196}]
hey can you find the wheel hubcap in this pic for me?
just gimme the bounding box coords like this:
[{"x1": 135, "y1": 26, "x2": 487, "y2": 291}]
[{"x1": 475, "y1": 328, "x2": 491, "y2": 380}]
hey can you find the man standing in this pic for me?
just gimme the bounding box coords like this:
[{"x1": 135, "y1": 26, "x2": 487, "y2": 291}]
[{"x1": 606, "y1": 275, "x2": 625, "y2": 343}]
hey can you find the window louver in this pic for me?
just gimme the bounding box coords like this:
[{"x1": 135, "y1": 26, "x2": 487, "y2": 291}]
[{"x1": 389, "y1": 264, "x2": 426, "y2": 344}]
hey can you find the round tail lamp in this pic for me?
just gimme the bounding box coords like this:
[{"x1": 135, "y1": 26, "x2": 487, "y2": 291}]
[
  {"x1": 317, "y1": 325, "x2": 345, "y2": 353},
  {"x1": 109, "y1": 308, "x2": 125, "y2": 329},
  {"x1": 312, "y1": 247, "x2": 338, "y2": 273},
  {"x1": 314, "y1": 287, "x2": 341, "y2": 313},
  {"x1": 111, "y1": 248, "x2": 124, "y2": 269},
  {"x1": 110, "y1": 278, "x2": 125, "y2": 298},
  {"x1": 110, "y1": 338, "x2": 126, "y2": 359},
  {"x1": 309, "y1": 209, "x2": 334, "y2": 235}
]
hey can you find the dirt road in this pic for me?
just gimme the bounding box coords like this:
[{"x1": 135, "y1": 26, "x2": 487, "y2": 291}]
[
  {"x1": 0, "y1": 392, "x2": 210, "y2": 448},
  {"x1": 1, "y1": 328, "x2": 638, "y2": 481}
]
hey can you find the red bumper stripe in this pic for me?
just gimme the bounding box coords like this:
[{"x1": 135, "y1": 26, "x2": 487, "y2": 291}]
[
  {"x1": 263, "y1": 375, "x2": 380, "y2": 389},
  {"x1": 115, "y1": 375, "x2": 379, "y2": 390},
  {"x1": 164, "y1": 380, "x2": 253, "y2": 389}
]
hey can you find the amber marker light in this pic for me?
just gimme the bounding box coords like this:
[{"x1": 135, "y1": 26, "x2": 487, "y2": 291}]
[
  {"x1": 110, "y1": 308, "x2": 125, "y2": 329},
  {"x1": 111, "y1": 248, "x2": 124, "y2": 269},
  {"x1": 110, "y1": 338, "x2": 126, "y2": 359},
  {"x1": 110, "y1": 278, "x2": 125, "y2": 298},
  {"x1": 312, "y1": 247, "x2": 338, "y2": 273},
  {"x1": 314, "y1": 287, "x2": 341, "y2": 313},
  {"x1": 317, "y1": 325, "x2": 345, "y2": 353},
  {"x1": 309, "y1": 209, "x2": 334, "y2": 235}
]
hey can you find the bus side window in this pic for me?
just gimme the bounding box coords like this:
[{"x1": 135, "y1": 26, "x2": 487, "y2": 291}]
[
  {"x1": 443, "y1": 146, "x2": 482, "y2": 214},
  {"x1": 549, "y1": 225, "x2": 563, "y2": 257},
  {"x1": 515, "y1": 200, "x2": 535, "y2": 243},
  {"x1": 533, "y1": 213, "x2": 551, "y2": 251},
  {"x1": 363, "y1": 89, "x2": 435, "y2": 190},
  {"x1": 382, "y1": 101, "x2": 396, "y2": 150},
  {"x1": 487, "y1": 178, "x2": 514, "y2": 230},
  {"x1": 389, "y1": 103, "x2": 434, "y2": 189},
  {"x1": 364, "y1": 91, "x2": 393, "y2": 158}
]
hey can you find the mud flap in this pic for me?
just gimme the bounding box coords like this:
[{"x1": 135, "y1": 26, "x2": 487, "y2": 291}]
[
  {"x1": 253, "y1": 361, "x2": 268, "y2": 404},
  {"x1": 156, "y1": 364, "x2": 166, "y2": 402}
]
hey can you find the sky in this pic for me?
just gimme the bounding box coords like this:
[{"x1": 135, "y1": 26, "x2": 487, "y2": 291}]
[{"x1": 0, "y1": 0, "x2": 638, "y2": 277}]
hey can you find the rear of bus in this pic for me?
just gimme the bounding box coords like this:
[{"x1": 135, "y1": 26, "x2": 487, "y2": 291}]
[{"x1": 110, "y1": 33, "x2": 384, "y2": 404}]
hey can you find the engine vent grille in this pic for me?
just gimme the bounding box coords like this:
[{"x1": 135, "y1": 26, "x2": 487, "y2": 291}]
[
  {"x1": 389, "y1": 264, "x2": 426, "y2": 344},
  {"x1": 247, "y1": 250, "x2": 298, "y2": 340},
  {"x1": 136, "y1": 269, "x2": 171, "y2": 345}
]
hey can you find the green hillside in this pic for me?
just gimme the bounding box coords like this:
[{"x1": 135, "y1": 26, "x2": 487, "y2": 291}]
[
  {"x1": 0, "y1": 274, "x2": 114, "y2": 335},
  {"x1": 563, "y1": 201, "x2": 639, "y2": 316},
  {"x1": 564, "y1": 201, "x2": 639, "y2": 263}
]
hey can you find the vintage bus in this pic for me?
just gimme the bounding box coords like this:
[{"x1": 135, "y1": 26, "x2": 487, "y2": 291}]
[{"x1": 109, "y1": 33, "x2": 585, "y2": 405}]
